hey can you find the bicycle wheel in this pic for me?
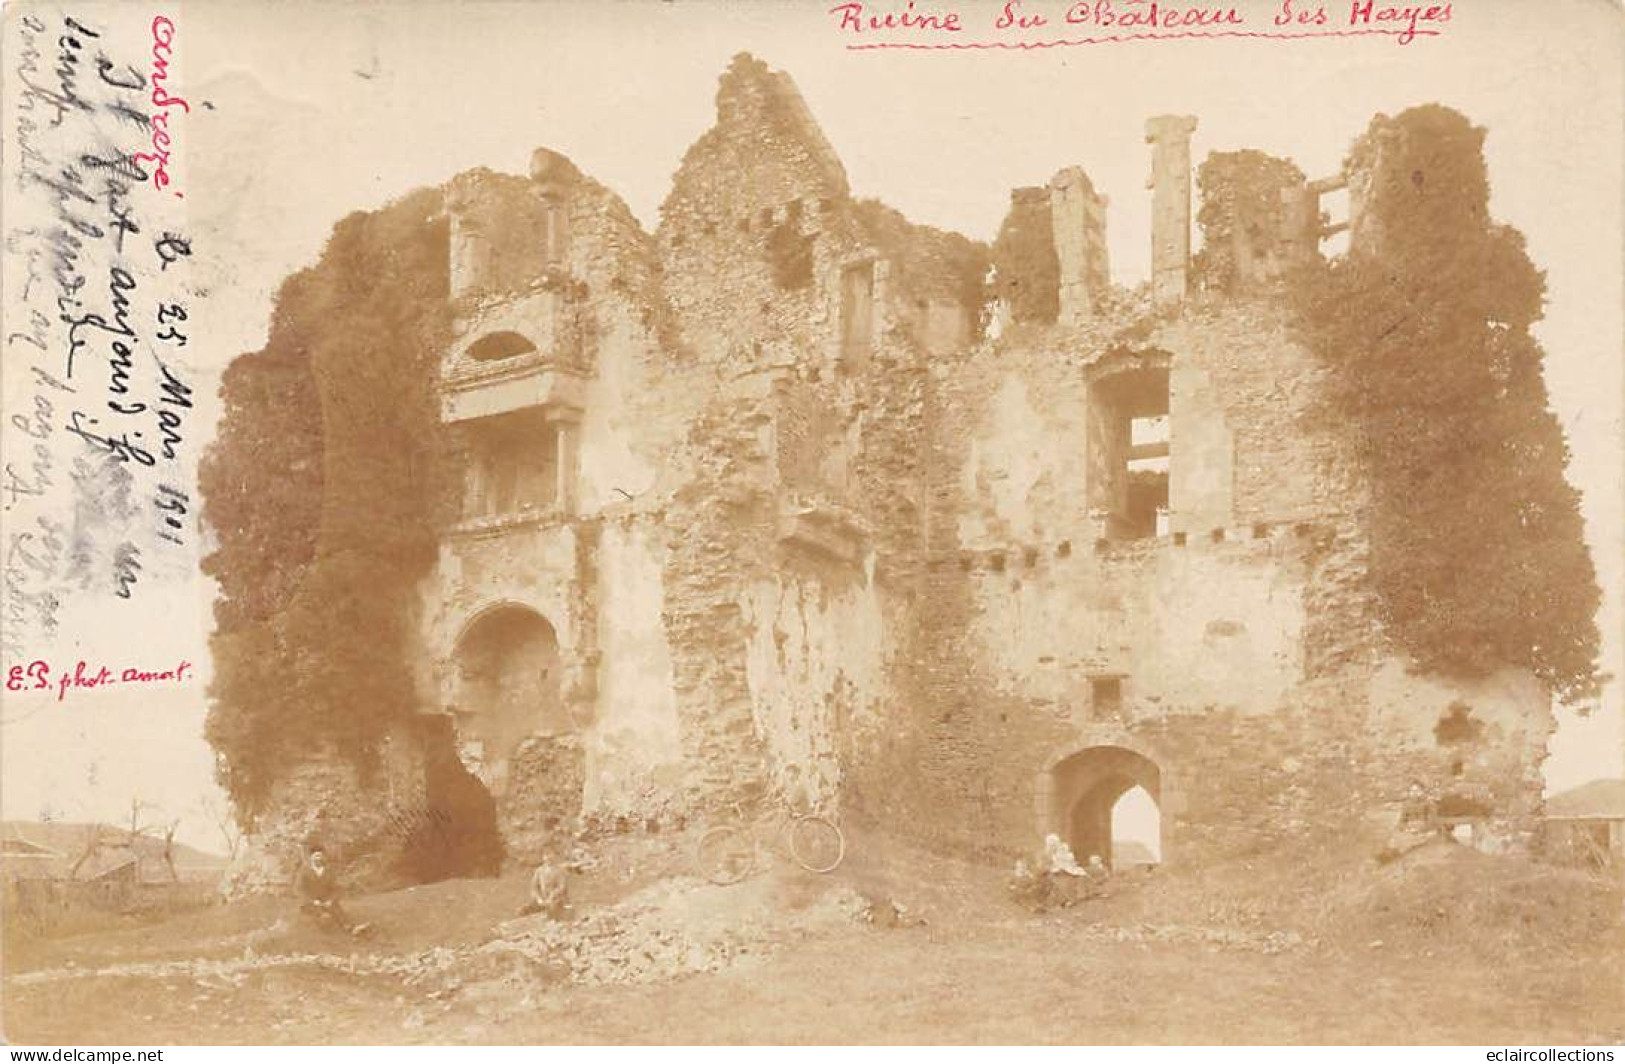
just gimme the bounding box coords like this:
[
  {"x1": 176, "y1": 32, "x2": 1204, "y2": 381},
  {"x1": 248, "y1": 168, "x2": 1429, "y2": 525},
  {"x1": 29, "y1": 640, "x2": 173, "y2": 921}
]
[
  {"x1": 695, "y1": 825, "x2": 755, "y2": 885},
  {"x1": 787, "y1": 815, "x2": 845, "y2": 874}
]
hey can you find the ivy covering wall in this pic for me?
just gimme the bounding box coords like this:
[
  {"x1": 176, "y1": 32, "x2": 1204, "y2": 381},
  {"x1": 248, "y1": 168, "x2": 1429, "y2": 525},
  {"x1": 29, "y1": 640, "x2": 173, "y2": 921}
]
[
  {"x1": 1291, "y1": 106, "x2": 1601, "y2": 703},
  {"x1": 201, "y1": 189, "x2": 456, "y2": 822},
  {"x1": 1193, "y1": 150, "x2": 1306, "y2": 293},
  {"x1": 990, "y1": 190, "x2": 1059, "y2": 325}
]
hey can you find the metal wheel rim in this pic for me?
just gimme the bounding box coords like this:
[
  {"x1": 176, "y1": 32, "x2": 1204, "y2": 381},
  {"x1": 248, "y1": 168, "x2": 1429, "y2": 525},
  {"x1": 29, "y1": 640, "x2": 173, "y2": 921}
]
[
  {"x1": 696, "y1": 825, "x2": 752, "y2": 885},
  {"x1": 788, "y1": 815, "x2": 845, "y2": 874}
]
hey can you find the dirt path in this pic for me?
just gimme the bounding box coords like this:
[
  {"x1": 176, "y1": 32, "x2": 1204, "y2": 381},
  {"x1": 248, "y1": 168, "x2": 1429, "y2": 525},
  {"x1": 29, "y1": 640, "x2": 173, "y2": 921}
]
[
  {"x1": 5, "y1": 841, "x2": 1622, "y2": 1045},
  {"x1": 5, "y1": 908, "x2": 1621, "y2": 1044}
]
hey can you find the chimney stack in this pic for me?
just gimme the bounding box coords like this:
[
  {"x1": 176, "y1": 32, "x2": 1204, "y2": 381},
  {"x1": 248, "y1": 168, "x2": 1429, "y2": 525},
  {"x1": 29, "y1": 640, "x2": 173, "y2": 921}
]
[
  {"x1": 1145, "y1": 115, "x2": 1198, "y2": 306},
  {"x1": 1048, "y1": 167, "x2": 1110, "y2": 324}
]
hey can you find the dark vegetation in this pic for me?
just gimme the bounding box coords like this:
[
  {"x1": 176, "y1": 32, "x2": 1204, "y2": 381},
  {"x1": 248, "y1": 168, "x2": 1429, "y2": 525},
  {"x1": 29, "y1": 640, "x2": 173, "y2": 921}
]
[
  {"x1": 1290, "y1": 106, "x2": 1602, "y2": 703},
  {"x1": 851, "y1": 198, "x2": 990, "y2": 333},
  {"x1": 989, "y1": 188, "x2": 1059, "y2": 325},
  {"x1": 200, "y1": 189, "x2": 457, "y2": 823},
  {"x1": 1193, "y1": 149, "x2": 1307, "y2": 293}
]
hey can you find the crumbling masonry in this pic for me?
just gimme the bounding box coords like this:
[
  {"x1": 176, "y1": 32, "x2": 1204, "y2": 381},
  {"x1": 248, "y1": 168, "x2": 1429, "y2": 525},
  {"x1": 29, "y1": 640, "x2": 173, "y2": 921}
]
[{"x1": 238, "y1": 55, "x2": 1556, "y2": 878}]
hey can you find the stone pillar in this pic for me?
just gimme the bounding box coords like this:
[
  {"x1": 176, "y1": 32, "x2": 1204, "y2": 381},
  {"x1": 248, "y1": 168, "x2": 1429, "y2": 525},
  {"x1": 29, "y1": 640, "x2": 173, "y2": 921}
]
[
  {"x1": 1049, "y1": 166, "x2": 1110, "y2": 324},
  {"x1": 547, "y1": 409, "x2": 580, "y2": 515},
  {"x1": 563, "y1": 653, "x2": 600, "y2": 729},
  {"x1": 530, "y1": 149, "x2": 579, "y2": 269},
  {"x1": 446, "y1": 178, "x2": 489, "y2": 304},
  {"x1": 1145, "y1": 115, "x2": 1198, "y2": 307}
]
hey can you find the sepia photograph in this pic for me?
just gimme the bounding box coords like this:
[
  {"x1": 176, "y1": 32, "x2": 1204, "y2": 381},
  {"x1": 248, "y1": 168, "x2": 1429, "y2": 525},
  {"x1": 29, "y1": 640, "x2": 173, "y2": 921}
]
[{"x1": 1, "y1": 0, "x2": 1622, "y2": 1048}]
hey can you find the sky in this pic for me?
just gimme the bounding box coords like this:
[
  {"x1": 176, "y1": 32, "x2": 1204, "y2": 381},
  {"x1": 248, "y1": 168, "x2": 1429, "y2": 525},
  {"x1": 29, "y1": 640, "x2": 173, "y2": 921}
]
[{"x1": 3, "y1": 0, "x2": 1620, "y2": 852}]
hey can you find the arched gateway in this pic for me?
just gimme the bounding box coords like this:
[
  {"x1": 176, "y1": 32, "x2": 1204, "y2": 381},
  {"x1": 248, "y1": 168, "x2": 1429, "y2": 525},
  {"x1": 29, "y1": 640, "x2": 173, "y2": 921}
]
[
  {"x1": 432, "y1": 602, "x2": 583, "y2": 864},
  {"x1": 450, "y1": 603, "x2": 565, "y2": 786},
  {"x1": 1045, "y1": 745, "x2": 1163, "y2": 870}
]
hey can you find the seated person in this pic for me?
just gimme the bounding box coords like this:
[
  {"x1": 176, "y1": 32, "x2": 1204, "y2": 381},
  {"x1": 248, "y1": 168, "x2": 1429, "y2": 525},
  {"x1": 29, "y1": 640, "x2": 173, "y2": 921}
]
[
  {"x1": 1044, "y1": 833, "x2": 1087, "y2": 877},
  {"x1": 295, "y1": 844, "x2": 369, "y2": 936},
  {"x1": 1007, "y1": 857, "x2": 1049, "y2": 911},
  {"x1": 518, "y1": 859, "x2": 570, "y2": 920},
  {"x1": 1378, "y1": 781, "x2": 1439, "y2": 863},
  {"x1": 1041, "y1": 834, "x2": 1092, "y2": 908},
  {"x1": 1081, "y1": 853, "x2": 1112, "y2": 898}
]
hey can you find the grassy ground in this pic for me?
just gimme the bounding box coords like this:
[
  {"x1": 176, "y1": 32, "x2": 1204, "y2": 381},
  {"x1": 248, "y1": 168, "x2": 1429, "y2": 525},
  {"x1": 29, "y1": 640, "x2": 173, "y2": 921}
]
[{"x1": 4, "y1": 832, "x2": 1621, "y2": 1045}]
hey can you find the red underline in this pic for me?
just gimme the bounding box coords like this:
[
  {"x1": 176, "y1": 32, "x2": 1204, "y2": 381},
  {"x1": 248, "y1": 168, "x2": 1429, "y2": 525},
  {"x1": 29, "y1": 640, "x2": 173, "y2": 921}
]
[{"x1": 844, "y1": 28, "x2": 1441, "y2": 50}]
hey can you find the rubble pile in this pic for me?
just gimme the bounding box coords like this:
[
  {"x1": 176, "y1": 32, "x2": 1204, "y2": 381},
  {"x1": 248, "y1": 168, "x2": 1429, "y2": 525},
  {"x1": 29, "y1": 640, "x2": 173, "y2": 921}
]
[
  {"x1": 1068, "y1": 921, "x2": 1307, "y2": 955},
  {"x1": 11, "y1": 875, "x2": 872, "y2": 997},
  {"x1": 449, "y1": 875, "x2": 870, "y2": 988}
]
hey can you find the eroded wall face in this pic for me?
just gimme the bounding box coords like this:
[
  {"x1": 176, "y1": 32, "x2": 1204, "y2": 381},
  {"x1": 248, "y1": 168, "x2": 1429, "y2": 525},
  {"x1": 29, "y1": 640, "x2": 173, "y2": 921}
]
[
  {"x1": 648, "y1": 54, "x2": 991, "y2": 822},
  {"x1": 416, "y1": 50, "x2": 959, "y2": 839},
  {"x1": 230, "y1": 726, "x2": 434, "y2": 891},
  {"x1": 1367, "y1": 664, "x2": 1554, "y2": 841},
  {"x1": 742, "y1": 564, "x2": 888, "y2": 811},
  {"x1": 587, "y1": 520, "x2": 685, "y2": 816}
]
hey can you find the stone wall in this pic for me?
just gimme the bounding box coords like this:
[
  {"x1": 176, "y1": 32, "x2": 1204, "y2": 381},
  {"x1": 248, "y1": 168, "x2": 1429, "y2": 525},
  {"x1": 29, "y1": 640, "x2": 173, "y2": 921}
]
[
  {"x1": 232, "y1": 55, "x2": 1559, "y2": 880},
  {"x1": 227, "y1": 729, "x2": 426, "y2": 894},
  {"x1": 847, "y1": 279, "x2": 1548, "y2": 865},
  {"x1": 651, "y1": 54, "x2": 985, "y2": 821}
]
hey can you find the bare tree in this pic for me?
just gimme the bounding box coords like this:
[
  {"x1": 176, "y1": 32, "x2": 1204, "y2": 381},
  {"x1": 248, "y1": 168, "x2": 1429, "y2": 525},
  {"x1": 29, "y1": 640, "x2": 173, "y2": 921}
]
[
  {"x1": 68, "y1": 823, "x2": 103, "y2": 880},
  {"x1": 161, "y1": 820, "x2": 180, "y2": 882},
  {"x1": 200, "y1": 794, "x2": 242, "y2": 862},
  {"x1": 125, "y1": 797, "x2": 157, "y2": 843}
]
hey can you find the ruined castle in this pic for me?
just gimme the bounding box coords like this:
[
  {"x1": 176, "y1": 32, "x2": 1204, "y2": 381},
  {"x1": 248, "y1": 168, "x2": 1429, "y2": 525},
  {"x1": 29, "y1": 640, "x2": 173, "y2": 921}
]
[{"x1": 224, "y1": 54, "x2": 1558, "y2": 879}]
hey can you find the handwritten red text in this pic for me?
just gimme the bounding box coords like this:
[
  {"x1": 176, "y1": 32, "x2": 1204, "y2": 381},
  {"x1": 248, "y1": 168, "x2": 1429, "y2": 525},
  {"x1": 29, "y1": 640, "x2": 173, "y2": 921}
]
[
  {"x1": 1062, "y1": 1, "x2": 1245, "y2": 28},
  {"x1": 133, "y1": 15, "x2": 189, "y2": 196},
  {"x1": 828, "y1": 1, "x2": 964, "y2": 33},
  {"x1": 827, "y1": 0, "x2": 1452, "y2": 47},
  {"x1": 1346, "y1": 0, "x2": 1450, "y2": 45},
  {"x1": 7, "y1": 658, "x2": 194, "y2": 701}
]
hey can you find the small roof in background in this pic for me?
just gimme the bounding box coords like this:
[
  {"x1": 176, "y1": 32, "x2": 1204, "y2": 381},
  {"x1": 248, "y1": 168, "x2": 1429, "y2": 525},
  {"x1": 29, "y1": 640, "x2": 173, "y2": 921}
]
[{"x1": 1546, "y1": 779, "x2": 1625, "y2": 820}]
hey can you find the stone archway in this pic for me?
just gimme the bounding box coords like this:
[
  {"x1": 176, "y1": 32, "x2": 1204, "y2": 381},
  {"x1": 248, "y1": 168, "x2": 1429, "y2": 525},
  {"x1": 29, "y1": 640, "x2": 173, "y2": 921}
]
[
  {"x1": 452, "y1": 604, "x2": 564, "y2": 775},
  {"x1": 443, "y1": 603, "x2": 582, "y2": 862},
  {"x1": 1046, "y1": 745, "x2": 1162, "y2": 870}
]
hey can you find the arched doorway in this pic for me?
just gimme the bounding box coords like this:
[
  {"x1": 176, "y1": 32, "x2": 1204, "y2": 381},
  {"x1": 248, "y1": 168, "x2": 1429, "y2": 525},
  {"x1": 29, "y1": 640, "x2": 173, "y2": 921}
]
[
  {"x1": 1110, "y1": 784, "x2": 1162, "y2": 869},
  {"x1": 442, "y1": 604, "x2": 582, "y2": 863},
  {"x1": 451, "y1": 605, "x2": 563, "y2": 788},
  {"x1": 1050, "y1": 746, "x2": 1161, "y2": 870},
  {"x1": 406, "y1": 714, "x2": 504, "y2": 882}
]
